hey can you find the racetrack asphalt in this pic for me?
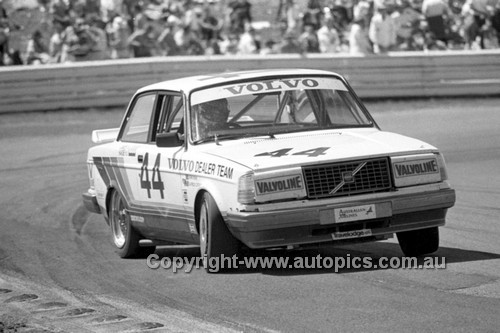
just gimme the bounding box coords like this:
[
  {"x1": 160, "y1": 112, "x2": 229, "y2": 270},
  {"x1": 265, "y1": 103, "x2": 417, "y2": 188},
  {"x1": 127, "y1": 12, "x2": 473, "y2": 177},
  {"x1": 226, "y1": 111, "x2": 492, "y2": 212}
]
[{"x1": 0, "y1": 98, "x2": 499, "y2": 332}]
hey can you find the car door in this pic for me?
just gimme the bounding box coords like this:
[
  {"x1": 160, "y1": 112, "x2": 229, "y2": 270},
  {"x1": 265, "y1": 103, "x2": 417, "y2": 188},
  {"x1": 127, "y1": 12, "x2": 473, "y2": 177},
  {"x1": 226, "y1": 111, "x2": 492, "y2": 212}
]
[
  {"x1": 133, "y1": 92, "x2": 194, "y2": 243},
  {"x1": 115, "y1": 92, "x2": 159, "y2": 235}
]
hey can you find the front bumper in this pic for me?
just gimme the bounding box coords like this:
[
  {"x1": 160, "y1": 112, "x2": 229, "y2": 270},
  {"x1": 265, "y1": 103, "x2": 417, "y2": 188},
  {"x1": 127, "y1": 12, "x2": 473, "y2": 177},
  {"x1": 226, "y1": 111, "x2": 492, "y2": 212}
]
[
  {"x1": 225, "y1": 186, "x2": 456, "y2": 249},
  {"x1": 82, "y1": 191, "x2": 101, "y2": 214}
]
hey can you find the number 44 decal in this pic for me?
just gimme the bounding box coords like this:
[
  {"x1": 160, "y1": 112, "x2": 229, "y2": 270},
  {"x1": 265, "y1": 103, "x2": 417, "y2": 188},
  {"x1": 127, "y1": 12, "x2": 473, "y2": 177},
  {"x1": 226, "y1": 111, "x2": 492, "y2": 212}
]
[
  {"x1": 139, "y1": 153, "x2": 165, "y2": 199},
  {"x1": 255, "y1": 147, "x2": 330, "y2": 158}
]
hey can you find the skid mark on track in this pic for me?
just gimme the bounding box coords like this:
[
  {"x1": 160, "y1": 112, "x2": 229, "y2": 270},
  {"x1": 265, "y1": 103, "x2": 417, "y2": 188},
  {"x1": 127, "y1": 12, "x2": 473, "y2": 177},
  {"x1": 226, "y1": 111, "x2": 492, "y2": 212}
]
[
  {"x1": 72, "y1": 204, "x2": 90, "y2": 236},
  {"x1": 0, "y1": 274, "x2": 239, "y2": 333},
  {"x1": 446, "y1": 279, "x2": 500, "y2": 299},
  {"x1": 124, "y1": 322, "x2": 165, "y2": 332},
  {"x1": 90, "y1": 314, "x2": 128, "y2": 324},
  {"x1": 4, "y1": 293, "x2": 39, "y2": 303},
  {"x1": 58, "y1": 307, "x2": 96, "y2": 317},
  {"x1": 36, "y1": 301, "x2": 68, "y2": 310}
]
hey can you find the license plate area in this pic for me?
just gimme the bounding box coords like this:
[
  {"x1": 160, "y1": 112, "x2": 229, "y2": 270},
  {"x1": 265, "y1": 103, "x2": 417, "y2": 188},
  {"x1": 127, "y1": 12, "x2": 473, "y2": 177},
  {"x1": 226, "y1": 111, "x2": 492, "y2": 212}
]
[{"x1": 319, "y1": 202, "x2": 392, "y2": 225}]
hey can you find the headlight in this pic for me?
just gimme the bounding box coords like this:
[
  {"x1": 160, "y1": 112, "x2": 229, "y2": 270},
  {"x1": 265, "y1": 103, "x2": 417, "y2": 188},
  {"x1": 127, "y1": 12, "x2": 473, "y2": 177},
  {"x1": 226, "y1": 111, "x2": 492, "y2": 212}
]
[
  {"x1": 238, "y1": 172, "x2": 255, "y2": 204},
  {"x1": 391, "y1": 153, "x2": 444, "y2": 187},
  {"x1": 435, "y1": 152, "x2": 448, "y2": 181}
]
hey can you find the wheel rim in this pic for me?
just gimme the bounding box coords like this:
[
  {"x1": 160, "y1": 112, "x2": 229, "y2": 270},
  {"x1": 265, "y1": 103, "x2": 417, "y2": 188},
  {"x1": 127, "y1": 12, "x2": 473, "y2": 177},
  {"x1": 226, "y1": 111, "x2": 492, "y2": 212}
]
[
  {"x1": 199, "y1": 200, "x2": 208, "y2": 258},
  {"x1": 110, "y1": 191, "x2": 127, "y2": 249}
]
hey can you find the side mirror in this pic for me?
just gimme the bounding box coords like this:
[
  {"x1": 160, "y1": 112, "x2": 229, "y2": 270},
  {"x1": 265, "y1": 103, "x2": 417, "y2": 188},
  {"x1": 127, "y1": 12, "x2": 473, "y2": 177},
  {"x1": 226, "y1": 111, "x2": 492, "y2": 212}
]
[{"x1": 156, "y1": 132, "x2": 184, "y2": 148}]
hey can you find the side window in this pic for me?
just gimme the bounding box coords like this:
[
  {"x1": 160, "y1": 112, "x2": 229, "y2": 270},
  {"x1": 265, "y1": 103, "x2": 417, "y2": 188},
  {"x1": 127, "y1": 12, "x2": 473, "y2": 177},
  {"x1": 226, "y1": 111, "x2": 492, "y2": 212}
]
[
  {"x1": 169, "y1": 96, "x2": 184, "y2": 132},
  {"x1": 155, "y1": 94, "x2": 183, "y2": 140},
  {"x1": 121, "y1": 94, "x2": 156, "y2": 143}
]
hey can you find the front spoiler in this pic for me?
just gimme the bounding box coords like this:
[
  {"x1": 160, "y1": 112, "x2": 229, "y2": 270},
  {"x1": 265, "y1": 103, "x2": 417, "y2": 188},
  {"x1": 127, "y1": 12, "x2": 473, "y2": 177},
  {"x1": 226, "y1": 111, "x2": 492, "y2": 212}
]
[
  {"x1": 225, "y1": 188, "x2": 455, "y2": 249},
  {"x1": 82, "y1": 191, "x2": 101, "y2": 214}
]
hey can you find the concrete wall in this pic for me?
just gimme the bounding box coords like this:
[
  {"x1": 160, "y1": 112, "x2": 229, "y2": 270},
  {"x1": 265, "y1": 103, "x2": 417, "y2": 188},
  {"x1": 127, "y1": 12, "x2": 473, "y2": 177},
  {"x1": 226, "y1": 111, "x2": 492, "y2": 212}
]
[{"x1": 1, "y1": 50, "x2": 499, "y2": 113}]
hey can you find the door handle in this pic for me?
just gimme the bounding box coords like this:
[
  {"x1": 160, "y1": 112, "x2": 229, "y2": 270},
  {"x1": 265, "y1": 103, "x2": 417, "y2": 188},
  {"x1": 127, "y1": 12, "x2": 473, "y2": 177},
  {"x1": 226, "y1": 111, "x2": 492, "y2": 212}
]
[{"x1": 137, "y1": 155, "x2": 143, "y2": 163}]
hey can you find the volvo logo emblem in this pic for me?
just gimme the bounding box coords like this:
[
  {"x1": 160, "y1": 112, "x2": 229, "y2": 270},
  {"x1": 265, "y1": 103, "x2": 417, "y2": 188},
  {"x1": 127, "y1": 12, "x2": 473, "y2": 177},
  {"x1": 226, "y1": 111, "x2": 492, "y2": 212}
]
[
  {"x1": 330, "y1": 162, "x2": 368, "y2": 194},
  {"x1": 342, "y1": 171, "x2": 355, "y2": 183}
]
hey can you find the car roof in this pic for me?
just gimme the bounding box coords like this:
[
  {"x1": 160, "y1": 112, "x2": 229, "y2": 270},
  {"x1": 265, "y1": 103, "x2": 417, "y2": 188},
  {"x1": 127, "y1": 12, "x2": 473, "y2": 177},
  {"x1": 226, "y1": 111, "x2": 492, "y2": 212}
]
[{"x1": 136, "y1": 69, "x2": 343, "y2": 95}]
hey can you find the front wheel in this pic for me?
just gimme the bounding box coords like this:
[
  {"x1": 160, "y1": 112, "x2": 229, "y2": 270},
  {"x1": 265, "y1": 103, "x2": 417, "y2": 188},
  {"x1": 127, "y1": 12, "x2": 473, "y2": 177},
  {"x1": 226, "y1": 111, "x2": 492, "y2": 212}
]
[
  {"x1": 397, "y1": 227, "x2": 439, "y2": 257},
  {"x1": 199, "y1": 192, "x2": 240, "y2": 272},
  {"x1": 109, "y1": 190, "x2": 155, "y2": 258}
]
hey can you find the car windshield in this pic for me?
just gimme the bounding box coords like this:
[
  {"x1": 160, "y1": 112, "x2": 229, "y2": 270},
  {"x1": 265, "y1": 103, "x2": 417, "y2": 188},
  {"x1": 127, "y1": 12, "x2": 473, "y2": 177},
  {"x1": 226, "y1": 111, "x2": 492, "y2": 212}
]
[{"x1": 189, "y1": 76, "x2": 374, "y2": 143}]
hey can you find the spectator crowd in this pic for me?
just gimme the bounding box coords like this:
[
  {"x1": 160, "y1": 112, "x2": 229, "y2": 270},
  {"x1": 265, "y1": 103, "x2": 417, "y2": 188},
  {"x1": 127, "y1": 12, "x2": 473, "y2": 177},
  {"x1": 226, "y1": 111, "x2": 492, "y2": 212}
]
[{"x1": 0, "y1": 0, "x2": 499, "y2": 66}]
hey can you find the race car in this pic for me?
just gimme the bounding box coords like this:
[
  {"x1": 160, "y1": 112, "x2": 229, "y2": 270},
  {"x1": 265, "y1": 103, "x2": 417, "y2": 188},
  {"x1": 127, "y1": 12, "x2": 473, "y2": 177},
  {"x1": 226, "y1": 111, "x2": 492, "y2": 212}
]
[{"x1": 83, "y1": 69, "x2": 456, "y2": 264}]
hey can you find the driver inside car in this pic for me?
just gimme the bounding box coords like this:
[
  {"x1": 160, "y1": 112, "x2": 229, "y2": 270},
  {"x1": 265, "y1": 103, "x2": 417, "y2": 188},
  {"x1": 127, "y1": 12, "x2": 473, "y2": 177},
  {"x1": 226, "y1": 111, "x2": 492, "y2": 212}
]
[{"x1": 192, "y1": 98, "x2": 231, "y2": 141}]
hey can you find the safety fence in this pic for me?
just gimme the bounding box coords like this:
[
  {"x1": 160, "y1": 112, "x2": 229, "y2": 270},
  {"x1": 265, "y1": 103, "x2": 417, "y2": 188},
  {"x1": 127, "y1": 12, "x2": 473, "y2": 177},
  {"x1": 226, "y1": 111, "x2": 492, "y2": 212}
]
[{"x1": 1, "y1": 50, "x2": 499, "y2": 113}]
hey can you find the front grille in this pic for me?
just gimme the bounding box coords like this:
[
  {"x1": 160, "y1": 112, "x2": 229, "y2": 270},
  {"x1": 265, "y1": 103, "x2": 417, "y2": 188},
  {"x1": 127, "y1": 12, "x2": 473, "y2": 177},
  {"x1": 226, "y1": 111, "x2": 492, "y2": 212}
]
[{"x1": 303, "y1": 158, "x2": 392, "y2": 199}]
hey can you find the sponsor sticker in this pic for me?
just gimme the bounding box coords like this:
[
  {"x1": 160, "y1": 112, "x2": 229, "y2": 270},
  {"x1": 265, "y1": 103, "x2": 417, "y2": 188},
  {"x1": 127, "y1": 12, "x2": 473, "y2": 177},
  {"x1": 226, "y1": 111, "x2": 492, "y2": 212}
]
[
  {"x1": 334, "y1": 204, "x2": 376, "y2": 223},
  {"x1": 393, "y1": 158, "x2": 438, "y2": 178},
  {"x1": 130, "y1": 215, "x2": 145, "y2": 223},
  {"x1": 167, "y1": 158, "x2": 233, "y2": 179},
  {"x1": 255, "y1": 174, "x2": 303, "y2": 195},
  {"x1": 332, "y1": 229, "x2": 372, "y2": 240}
]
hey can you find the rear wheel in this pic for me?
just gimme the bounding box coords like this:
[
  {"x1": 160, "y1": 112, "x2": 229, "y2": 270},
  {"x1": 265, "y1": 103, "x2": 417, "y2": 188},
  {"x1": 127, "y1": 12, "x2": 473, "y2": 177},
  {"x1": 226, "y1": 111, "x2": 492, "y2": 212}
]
[
  {"x1": 199, "y1": 192, "x2": 240, "y2": 272},
  {"x1": 397, "y1": 227, "x2": 439, "y2": 257},
  {"x1": 109, "y1": 190, "x2": 155, "y2": 258}
]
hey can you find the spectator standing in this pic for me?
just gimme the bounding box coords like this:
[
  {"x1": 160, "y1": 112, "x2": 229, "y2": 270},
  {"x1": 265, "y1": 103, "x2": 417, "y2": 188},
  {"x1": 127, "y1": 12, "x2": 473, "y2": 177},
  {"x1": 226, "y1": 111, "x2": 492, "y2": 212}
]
[
  {"x1": 0, "y1": 0, "x2": 6, "y2": 20},
  {"x1": 184, "y1": 4, "x2": 203, "y2": 39},
  {"x1": 127, "y1": 23, "x2": 158, "y2": 58},
  {"x1": 299, "y1": 23, "x2": 321, "y2": 53},
  {"x1": 317, "y1": 15, "x2": 341, "y2": 53},
  {"x1": 26, "y1": 30, "x2": 50, "y2": 64},
  {"x1": 369, "y1": 5, "x2": 397, "y2": 53},
  {"x1": 219, "y1": 32, "x2": 239, "y2": 54},
  {"x1": 199, "y1": 5, "x2": 222, "y2": 43},
  {"x1": 277, "y1": 31, "x2": 303, "y2": 53},
  {"x1": 174, "y1": 25, "x2": 204, "y2": 55},
  {"x1": 49, "y1": 19, "x2": 68, "y2": 63},
  {"x1": 101, "y1": 0, "x2": 123, "y2": 22},
  {"x1": 107, "y1": 12, "x2": 131, "y2": 59},
  {"x1": 462, "y1": 0, "x2": 498, "y2": 48},
  {"x1": 329, "y1": 0, "x2": 351, "y2": 32},
  {"x1": 276, "y1": 0, "x2": 300, "y2": 34},
  {"x1": 353, "y1": 0, "x2": 372, "y2": 25},
  {"x1": 302, "y1": 0, "x2": 323, "y2": 31},
  {"x1": 132, "y1": 3, "x2": 150, "y2": 31},
  {"x1": 492, "y1": 2, "x2": 500, "y2": 45},
  {"x1": 87, "y1": 15, "x2": 109, "y2": 60},
  {"x1": 0, "y1": 0, "x2": 11, "y2": 65},
  {"x1": 228, "y1": 0, "x2": 252, "y2": 35},
  {"x1": 84, "y1": 0, "x2": 102, "y2": 19},
  {"x1": 238, "y1": 24, "x2": 259, "y2": 54},
  {"x1": 422, "y1": 0, "x2": 451, "y2": 43},
  {"x1": 349, "y1": 14, "x2": 374, "y2": 54},
  {"x1": 66, "y1": 18, "x2": 99, "y2": 62},
  {"x1": 157, "y1": 20, "x2": 182, "y2": 56},
  {"x1": 392, "y1": 0, "x2": 422, "y2": 50},
  {"x1": 51, "y1": 0, "x2": 71, "y2": 23}
]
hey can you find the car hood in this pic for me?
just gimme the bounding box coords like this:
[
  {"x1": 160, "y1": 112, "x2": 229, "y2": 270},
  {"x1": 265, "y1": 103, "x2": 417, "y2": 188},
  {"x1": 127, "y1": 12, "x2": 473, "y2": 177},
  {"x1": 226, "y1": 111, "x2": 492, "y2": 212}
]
[{"x1": 201, "y1": 128, "x2": 438, "y2": 171}]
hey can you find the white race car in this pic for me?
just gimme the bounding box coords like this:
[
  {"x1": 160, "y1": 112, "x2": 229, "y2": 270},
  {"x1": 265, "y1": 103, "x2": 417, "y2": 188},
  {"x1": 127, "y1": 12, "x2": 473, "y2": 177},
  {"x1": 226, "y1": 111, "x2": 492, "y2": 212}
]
[{"x1": 83, "y1": 69, "x2": 455, "y2": 263}]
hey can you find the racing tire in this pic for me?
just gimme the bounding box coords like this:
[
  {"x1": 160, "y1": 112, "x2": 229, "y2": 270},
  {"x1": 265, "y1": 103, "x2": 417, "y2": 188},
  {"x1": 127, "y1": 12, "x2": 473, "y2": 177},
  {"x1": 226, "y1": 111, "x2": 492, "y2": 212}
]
[
  {"x1": 397, "y1": 227, "x2": 439, "y2": 257},
  {"x1": 109, "y1": 190, "x2": 155, "y2": 258},
  {"x1": 198, "y1": 192, "x2": 240, "y2": 273}
]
